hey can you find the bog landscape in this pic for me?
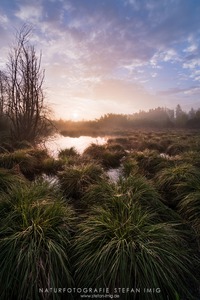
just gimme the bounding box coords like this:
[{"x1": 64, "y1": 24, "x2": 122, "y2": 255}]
[
  {"x1": 0, "y1": 27, "x2": 200, "y2": 300},
  {"x1": 1, "y1": 1, "x2": 200, "y2": 300}
]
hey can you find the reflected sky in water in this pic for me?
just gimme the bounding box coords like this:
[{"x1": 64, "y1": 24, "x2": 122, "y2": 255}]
[{"x1": 44, "y1": 134, "x2": 107, "y2": 157}]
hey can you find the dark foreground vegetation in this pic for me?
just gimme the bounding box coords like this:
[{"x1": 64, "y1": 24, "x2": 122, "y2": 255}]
[{"x1": 1, "y1": 129, "x2": 200, "y2": 299}]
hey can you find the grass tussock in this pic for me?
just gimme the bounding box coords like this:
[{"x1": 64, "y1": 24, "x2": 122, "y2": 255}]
[
  {"x1": 129, "y1": 150, "x2": 170, "y2": 178},
  {"x1": 73, "y1": 199, "x2": 197, "y2": 299},
  {"x1": 0, "y1": 180, "x2": 75, "y2": 300},
  {"x1": 58, "y1": 163, "x2": 104, "y2": 199},
  {"x1": 0, "y1": 148, "x2": 50, "y2": 179},
  {"x1": 83, "y1": 143, "x2": 125, "y2": 168},
  {"x1": 155, "y1": 163, "x2": 200, "y2": 208},
  {"x1": 177, "y1": 191, "x2": 200, "y2": 237},
  {"x1": 0, "y1": 167, "x2": 26, "y2": 193},
  {"x1": 58, "y1": 146, "x2": 79, "y2": 159},
  {"x1": 176, "y1": 181, "x2": 200, "y2": 248},
  {"x1": 81, "y1": 179, "x2": 115, "y2": 209},
  {"x1": 121, "y1": 157, "x2": 139, "y2": 177},
  {"x1": 166, "y1": 142, "x2": 189, "y2": 156},
  {"x1": 40, "y1": 157, "x2": 64, "y2": 175}
]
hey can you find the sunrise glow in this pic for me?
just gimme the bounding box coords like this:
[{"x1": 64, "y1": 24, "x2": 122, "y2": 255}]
[
  {"x1": 0, "y1": 1, "x2": 200, "y2": 120},
  {"x1": 71, "y1": 111, "x2": 79, "y2": 121}
]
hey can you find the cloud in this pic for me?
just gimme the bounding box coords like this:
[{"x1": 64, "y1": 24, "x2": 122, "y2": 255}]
[
  {"x1": 158, "y1": 86, "x2": 199, "y2": 96},
  {"x1": 0, "y1": 12, "x2": 8, "y2": 25},
  {"x1": 1, "y1": 0, "x2": 200, "y2": 118},
  {"x1": 183, "y1": 58, "x2": 200, "y2": 70},
  {"x1": 184, "y1": 44, "x2": 198, "y2": 53},
  {"x1": 15, "y1": 2, "x2": 42, "y2": 22},
  {"x1": 9, "y1": 0, "x2": 200, "y2": 79}
]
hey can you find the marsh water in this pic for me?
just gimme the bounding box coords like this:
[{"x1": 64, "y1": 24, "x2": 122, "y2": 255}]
[
  {"x1": 44, "y1": 134, "x2": 108, "y2": 158},
  {"x1": 43, "y1": 134, "x2": 121, "y2": 182}
]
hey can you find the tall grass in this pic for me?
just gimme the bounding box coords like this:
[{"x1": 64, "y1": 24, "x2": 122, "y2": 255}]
[
  {"x1": 0, "y1": 167, "x2": 26, "y2": 193},
  {"x1": 181, "y1": 150, "x2": 200, "y2": 168},
  {"x1": 121, "y1": 157, "x2": 139, "y2": 177},
  {"x1": 83, "y1": 143, "x2": 105, "y2": 160},
  {"x1": 177, "y1": 191, "x2": 200, "y2": 237},
  {"x1": 130, "y1": 150, "x2": 170, "y2": 178},
  {"x1": 0, "y1": 148, "x2": 49, "y2": 179},
  {"x1": 13, "y1": 140, "x2": 33, "y2": 150},
  {"x1": 40, "y1": 157, "x2": 64, "y2": 175},
  {"x1": 83, "y1": 143, "x2": 125, "y2": 168},
  {"x1": 0, "y1": 149, "x2": 37, "y2": 171},
  {"x1": 81, "y1": 179, "x2": 115, "y2": 209},
  {"x1": 83, "y1": 173, "x2": 182, "y2": 222},
  {"x1": 58, "y1": 163, "x2": 104, "y2": 200},
  {"x1": 155, "y1": 163, "x2": 200, "y2": 208},
  {"x1": 118, "y1": 174, "x2": 181, "y2": 223},
  {"x1": 0, "y1": 180, "x2": 75, "y2": 300},
  {"x1": 166, "y1": 142, "x2": 189, "y2": 155},
  {"x1": 58, "y1": 146, "x2": 79, "y2": 159},
  {"x1": 73, "y1": 198, "x2": 197, "y2": 299},
  {"x1": 176, "y1": 179, "x2": 200, "y2": 248}
]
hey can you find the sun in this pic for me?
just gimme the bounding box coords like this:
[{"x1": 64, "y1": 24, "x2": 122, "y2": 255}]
[{"x1": 72, "y1": 111, "x2": 79, "y2": 120}]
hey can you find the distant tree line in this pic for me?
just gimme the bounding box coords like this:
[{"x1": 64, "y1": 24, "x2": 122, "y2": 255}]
[
  {"x1": 129, "y1": 105, "x2": 200, "y2": 129},
  {"x1": 55, "y1": 105, "x2": 200, "y2": 136}
]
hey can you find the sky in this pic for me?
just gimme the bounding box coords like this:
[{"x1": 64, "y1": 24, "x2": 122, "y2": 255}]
[{"x1": 0, "y1": 0, "x2": 200, "y2": 120}]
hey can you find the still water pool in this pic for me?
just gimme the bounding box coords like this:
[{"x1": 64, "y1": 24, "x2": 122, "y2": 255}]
[
  {"x1": 44, "y1": 134, "x2": 108, "y2": 158},
  {"x1": 42, "y1": 134, "x2": 121, "y2": 183}
]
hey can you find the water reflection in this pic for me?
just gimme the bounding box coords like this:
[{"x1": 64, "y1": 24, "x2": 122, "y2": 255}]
[
  {"x1": 107, "y1": 168, "x2": 122, "y2": 183},
  {"x1": 44, "y1": 134, "x2": 108, "y2": 157}
]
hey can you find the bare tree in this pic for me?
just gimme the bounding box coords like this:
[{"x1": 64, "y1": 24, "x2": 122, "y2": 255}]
[
  {"x1": 5, "y1": 25, "x2": 51, "y2": 143},
  {"x1": 0, "y1": 70, "x2": 8, "y2": 115}
]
